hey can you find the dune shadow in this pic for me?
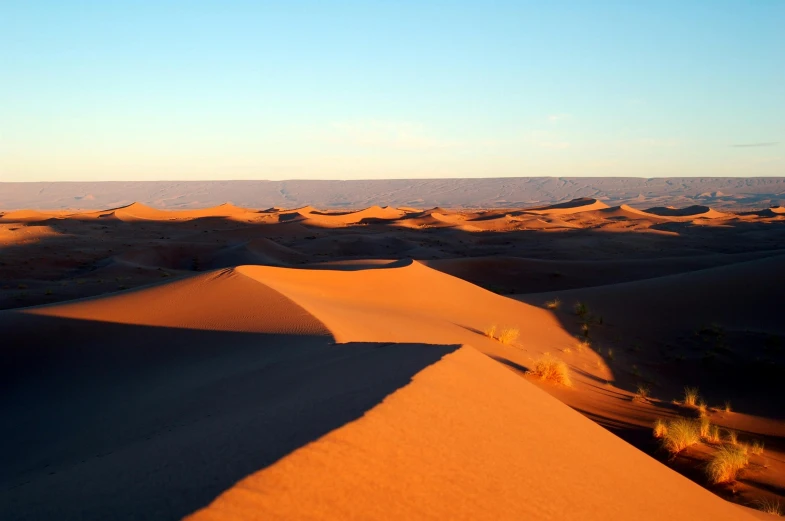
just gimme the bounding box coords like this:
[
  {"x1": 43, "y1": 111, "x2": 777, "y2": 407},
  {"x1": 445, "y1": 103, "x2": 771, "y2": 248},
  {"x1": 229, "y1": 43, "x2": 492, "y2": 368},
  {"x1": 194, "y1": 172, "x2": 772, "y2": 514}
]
[{"x1": 0, "y1": 312, "x2": 458, "y2": 521}]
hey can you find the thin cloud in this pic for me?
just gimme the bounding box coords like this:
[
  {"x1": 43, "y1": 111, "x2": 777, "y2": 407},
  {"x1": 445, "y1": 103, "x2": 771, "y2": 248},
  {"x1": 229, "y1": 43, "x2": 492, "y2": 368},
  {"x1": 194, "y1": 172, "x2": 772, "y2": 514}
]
[
  {"x1": 547, "y1": 114, "x2": 570, "y2": 123},
  {"x1": 730, "y1": 142, "x2": 779, "y2": 148}
]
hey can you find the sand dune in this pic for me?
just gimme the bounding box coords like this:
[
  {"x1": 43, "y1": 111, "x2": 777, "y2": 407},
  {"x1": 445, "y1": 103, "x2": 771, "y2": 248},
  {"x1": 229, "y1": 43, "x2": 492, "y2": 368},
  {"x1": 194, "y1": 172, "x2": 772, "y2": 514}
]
[
  {"x1": 2, "y1": 262, "x2": 761, "y2": 520},
  {"x1": 0, "y1": 209, "x2": 59, "y2": 222},
  {"x1": 645, "y1": 205, "x2": 728, "y2": 219},
  {"x1": 188, "y1": 346, "x2": 755, "y2": 521},
  {"x1": 427, "y1": 250, "x2": 784, "y2": 293},
  {"x1": 526, "y1": 197, "x2": 611, "y2": 215}
]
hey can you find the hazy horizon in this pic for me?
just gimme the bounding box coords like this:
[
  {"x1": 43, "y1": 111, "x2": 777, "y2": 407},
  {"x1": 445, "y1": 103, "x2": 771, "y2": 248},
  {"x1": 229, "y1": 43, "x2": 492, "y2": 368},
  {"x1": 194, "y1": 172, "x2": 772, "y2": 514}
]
[{"x1": 2, "y1": 1, "x2": 783, "y2": 181}]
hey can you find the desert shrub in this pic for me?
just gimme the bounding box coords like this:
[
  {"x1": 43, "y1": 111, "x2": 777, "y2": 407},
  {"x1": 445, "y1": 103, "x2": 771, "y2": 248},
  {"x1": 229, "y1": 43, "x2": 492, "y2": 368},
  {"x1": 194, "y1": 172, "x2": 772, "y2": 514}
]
[
  {"x1": 750, "y1": 440, "x2": 765, "y2": 456},
  {"x1": 484, "y1": 324, "x2": 497, "y2": 339},
  {"x1": 545, "y1": 298, "x2": 561, "y2": 310},
  {"x1": 661, "y1": 418, "x2": 700, "y2": 455},
  {"x1": 574, "y1": 301, "x2": 588, "y2": 317},
  {"x1": 698, "y1": 400, "x2": 708, "y2": 417},
  {"x1": 653, "y1": 418, "x2": 668, "y2": 438},
  {"x1": 724, "y1": 401, "x2": 732, "y2": 413},
  {"x1": 484, "y1": 325, "x2": 519, "y2": 344},
  {"x1": 755, "y1": 498, "x2": 782, "y2": 516},
  {"x1": 726, "y1": 429, "x2": 739, "y2": 445},
  {"x1": 575, "y1": 339, "x2": 591, "y2": 352},
  {"x1": 699, "y1": 417, "x2": 712, "y2": 438},
  {"x1": 706, "y1": 445, "x2": 749, "y2": 484},
  {"x1": 497, "y1": 327, "x2": 519, "y2": 344},
  {"x1": 706, "y1": 424, "x2": 722, "y2": 444},
  {"x1": 683, "y1": 387, "x2": 699, "y2": 407},
  {"x1": 529, "y1": 354, "x2": 571, "y2": 386},
  {"x1": 633, "y1": 384, "x2": 650, "y2": 402}
]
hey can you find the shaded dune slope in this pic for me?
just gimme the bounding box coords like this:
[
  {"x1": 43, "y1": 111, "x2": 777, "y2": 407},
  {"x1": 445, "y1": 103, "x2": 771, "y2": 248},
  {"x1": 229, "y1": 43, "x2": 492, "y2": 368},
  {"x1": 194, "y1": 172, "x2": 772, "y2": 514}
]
[
  {"x1": 0, "y1": 268, "x2": 457, "y2": 520},
  {"x1": 426, "y1": 250, "x2": 785, "y2": 294},
  {"x1": 645, "y1": 205, "x2": 728, "y2": 219},
  {"x1": 519, "y1": 254, "x2": 785, "y2": 334}
]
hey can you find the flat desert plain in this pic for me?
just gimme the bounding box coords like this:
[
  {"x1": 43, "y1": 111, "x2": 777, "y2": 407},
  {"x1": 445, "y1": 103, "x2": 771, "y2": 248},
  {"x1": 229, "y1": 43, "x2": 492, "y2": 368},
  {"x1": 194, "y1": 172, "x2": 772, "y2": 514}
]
[{"x1": 2, "y1": 198, "x2": 785, "y2": 520}]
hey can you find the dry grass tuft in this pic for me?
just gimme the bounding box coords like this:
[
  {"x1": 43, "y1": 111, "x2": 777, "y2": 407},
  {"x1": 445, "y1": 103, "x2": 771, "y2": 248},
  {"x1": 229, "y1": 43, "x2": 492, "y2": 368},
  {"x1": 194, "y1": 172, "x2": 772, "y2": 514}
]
[
  {"x1": 661, "y1": 418, "x2": 701, "y2": 455},
  {"x1": 484, "y1": 324, "x2": 497, "y2": 339},
  {"x1": 632, "y1": 384, "x2": 650, "y2": 402},
  {"x1": 755, "y1": 498, "x2": 783, "y2": 516},
  {"x1": 706, "y1": 445, "x2": 749, "y2": 484},
  {"x1": 726, "y1": 429, "x2": 739, "y2": 446},
  {"x1": 484, "y1": 325, "x2": 519, "y2": 344},
  {"x1": 698, "y1": 400, "x2": 708, "y2": 417},
  {"x1": 575, "y1": 339, "x2": 591, "y2": 352},
  {"x1": 706, "y1": 424, "x2": 722, "y2": 444},
  {"x1": 699, "y1": 417, "x2": 712, "y2": 438},
  {"x1": 683, "y1": 387, "x2": 700, "y2": 407},
  {"x1": 529, "y1": 354, "x2": 572, "y2": 386},
  {"x1": 724, "y1": 401, "x2": 732, "y2": 413},
  {"x1": 751, "y1": 440, "x2": 765, "y2": 456},
  {"x1": 545, "y1": 298, "x2": 561, "y2": 310},
  {"x1": 574, "y1": 301, "x2": 588, "y2": 317},
  {"x1": 653, "y1": 418, "x2": 668, "y2": 439}
]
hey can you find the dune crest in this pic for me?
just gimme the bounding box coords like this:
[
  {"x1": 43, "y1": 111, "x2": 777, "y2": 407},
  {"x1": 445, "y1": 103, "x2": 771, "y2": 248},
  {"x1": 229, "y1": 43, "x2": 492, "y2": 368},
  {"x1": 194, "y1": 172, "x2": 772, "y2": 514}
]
[
  {"x1": 526, "y1": 197, "x2": 611, "y2": 215},
  {"x1": 645, "y1": 205, "x2": 727, "y2": 219},
  {"x1": 187, "y1": 346, "x2": 754, "y2": 521}
]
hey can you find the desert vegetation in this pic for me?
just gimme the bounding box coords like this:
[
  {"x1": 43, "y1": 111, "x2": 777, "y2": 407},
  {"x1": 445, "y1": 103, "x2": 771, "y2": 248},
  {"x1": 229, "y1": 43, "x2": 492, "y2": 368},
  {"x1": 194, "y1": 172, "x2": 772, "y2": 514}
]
[
  {"x1": 683, "y1": 387, "x2": 699, "y2": 407},
  {"x1": 528, "y1": 354, "x2": 572, "y2": 386},
  {"x1": 633, "y1": 384, "x2": 650, "y2": 403},
  {"x1": 706, "y1": 445, "x2": 749, "y2": 484},
  {"x1": 659, "y1": 418, "x2": 701, "y2": 455},
  {"x1": 484, "y1": 325, "x2": 519, "y2": 344},
  {"x1": 545, "y1": 298, "x2": 561, "y2": 310}
]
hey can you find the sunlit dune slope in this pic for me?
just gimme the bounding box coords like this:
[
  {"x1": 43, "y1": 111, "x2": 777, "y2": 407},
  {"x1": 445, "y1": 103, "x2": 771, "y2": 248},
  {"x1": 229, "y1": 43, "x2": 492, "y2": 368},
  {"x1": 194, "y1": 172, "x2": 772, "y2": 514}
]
[
  {"x1": 0, "y1": 261, "x2": 768, "y2": 520},
  {"x1": 187, "y1": 345, "x2": 755, "y2": 521}
]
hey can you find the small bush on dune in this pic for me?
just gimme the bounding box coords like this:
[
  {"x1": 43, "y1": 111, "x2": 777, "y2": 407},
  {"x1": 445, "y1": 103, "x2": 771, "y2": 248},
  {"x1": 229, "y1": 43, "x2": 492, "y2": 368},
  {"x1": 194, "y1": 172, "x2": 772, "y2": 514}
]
[
  {"x1": 545, "y1": 298, "x2": 561, "y2": 310},
  {"x1": 661, "y1": 418, "x2": 701, "y2": 455},
  {"x1": 575, "y1": 339, "x2": 591, "y2": 352},
  {"x1": 706, "y1": 445, "x2": 749, "y2": 484},
  {"x1": 484, "y1": 324, "x2": 497, "y2": 339},
  {"x1": 653, "y1": 418, "x2": 668, "y2": 438},
  {"x1": 755, "y1": 498, "x2": 783, "y2": 516},
  {"x1": 699, "y1": 417, "x2": 712, "y2": 438},
  {"x1": 724, "y1": 401, "x2": 732, "y2": 413},
  {"x1": 574, "y1": 301, "x2": 588, "y2": 318},
  {"x1": 683, "y1": 387, "x2": 700, "y2": 407},
  {"x1": 751, "y1": 440, "x2": 765, "y2": 456},
  {"x1": 484, "y1": 325, "x2": 519, "y2": 344},
  {"x1": 529, "y1": 354, "x2": 572, "y2": 386},
  {"x1": 497, "y1": 327, "x2": 519, "y2": 344},
  {"x1": 706, "y1": 424, "x2": 722, "y2": 444},
  {"x1": 633, "y1": 384, "x2": 650, "y2": 403},
  {"x1": 698, "y1": 400, "x2": 708, "y2": 417},
  {"x1": 726, "y1": 429, "x2": 739, "y2": 446}
]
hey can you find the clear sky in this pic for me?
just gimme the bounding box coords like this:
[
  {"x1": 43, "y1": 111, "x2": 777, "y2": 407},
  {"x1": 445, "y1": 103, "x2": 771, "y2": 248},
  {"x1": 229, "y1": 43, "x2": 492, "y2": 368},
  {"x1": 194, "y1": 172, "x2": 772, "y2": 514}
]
[{"x1": 1, "y1": 1, "x2": 783, "y2": 181}]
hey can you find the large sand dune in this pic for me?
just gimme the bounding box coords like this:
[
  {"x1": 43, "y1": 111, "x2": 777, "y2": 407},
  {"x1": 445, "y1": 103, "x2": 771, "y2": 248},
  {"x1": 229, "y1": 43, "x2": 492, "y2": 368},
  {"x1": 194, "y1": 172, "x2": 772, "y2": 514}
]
[{"x1": 1, "y1": 262, "x2": 762, "y2": 521}]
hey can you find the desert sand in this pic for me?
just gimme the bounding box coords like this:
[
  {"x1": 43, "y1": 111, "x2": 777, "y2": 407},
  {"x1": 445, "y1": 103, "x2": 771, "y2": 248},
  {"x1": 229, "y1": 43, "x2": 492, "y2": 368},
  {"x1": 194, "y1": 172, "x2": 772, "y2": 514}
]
[{"x1": 2, "y1": 198, "x2": 784, "y2": 520}]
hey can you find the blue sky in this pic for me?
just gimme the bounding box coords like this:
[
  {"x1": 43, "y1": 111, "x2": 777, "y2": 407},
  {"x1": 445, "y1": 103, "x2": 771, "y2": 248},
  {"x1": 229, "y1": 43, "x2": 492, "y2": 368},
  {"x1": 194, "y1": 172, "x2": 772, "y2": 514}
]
[{"x1": 1, "y1": 1, "x2": 783, "y2": 181}]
